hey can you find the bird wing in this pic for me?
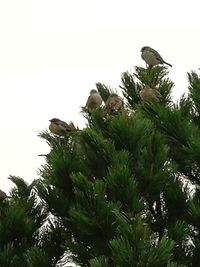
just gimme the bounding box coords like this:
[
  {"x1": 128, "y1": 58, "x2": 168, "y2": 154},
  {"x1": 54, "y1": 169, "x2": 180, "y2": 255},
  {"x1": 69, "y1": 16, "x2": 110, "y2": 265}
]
[
  {"x1": 57, "y1": 120, "x2": 69, "y2": 128},
  {"x1": 149, "y1": 47, "x2": 164, "y2": 62},
  {"x1": 139, "y1": 88, "x2": 161, "y2": 102}
]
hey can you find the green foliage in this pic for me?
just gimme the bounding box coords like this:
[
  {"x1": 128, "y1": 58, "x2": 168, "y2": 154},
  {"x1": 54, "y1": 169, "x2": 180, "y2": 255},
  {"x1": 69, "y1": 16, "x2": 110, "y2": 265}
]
[
  {"x1": 4, "y1": 65, "x2": 200, "y2": 266},
  {"x1": 121, "y1": 71, "x2": 140, "y2": 108},
  {"x1": 25, "y1": 247, "x2": 52, "y2": 267},
  {"x1": 95, "y1": 82, "x2": 111, "y2": 103},
  {"x1": 0, "y1": 177, "x2": 64, "y2": 267},
  {"x1": 188, "y1": 72, "x2": 200, "y2": 115}
]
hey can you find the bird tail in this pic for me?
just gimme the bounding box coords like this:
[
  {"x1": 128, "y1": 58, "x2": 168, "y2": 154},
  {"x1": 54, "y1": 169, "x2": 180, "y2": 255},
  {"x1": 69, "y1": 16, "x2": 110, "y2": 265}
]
[{"x1": 164, "y1": 61, "x2": 172, "y2": 67}]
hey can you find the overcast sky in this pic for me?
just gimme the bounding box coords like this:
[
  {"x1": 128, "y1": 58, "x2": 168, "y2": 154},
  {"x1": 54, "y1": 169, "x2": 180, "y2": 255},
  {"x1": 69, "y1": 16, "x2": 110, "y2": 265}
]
[{"x1": 1, "y1": 0, "x2": 200, "y2": 193}]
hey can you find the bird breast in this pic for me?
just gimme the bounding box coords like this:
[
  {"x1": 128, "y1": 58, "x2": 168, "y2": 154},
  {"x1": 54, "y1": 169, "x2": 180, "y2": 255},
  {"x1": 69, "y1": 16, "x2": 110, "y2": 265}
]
[
  {"x1": 142, "y1": 50, "x2": 160, "y2": 66},
  {"x1": 87, "y1": 93, "x2": 102, "y2": 108},
  {"x1": 95, "y1": 94, "x2": 103, "y2": 105}
]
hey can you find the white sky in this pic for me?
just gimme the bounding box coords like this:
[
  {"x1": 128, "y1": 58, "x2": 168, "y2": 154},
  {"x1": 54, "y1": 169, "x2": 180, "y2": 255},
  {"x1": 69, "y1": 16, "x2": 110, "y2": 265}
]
[{"x1": 1, "y1": 0, "x2": 200, "y2": 193}]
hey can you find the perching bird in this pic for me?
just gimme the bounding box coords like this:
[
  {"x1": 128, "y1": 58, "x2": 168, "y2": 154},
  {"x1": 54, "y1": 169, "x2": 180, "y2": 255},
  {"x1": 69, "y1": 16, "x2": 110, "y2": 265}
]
[
  {"x1": 49, "y1": 118, "x2": 75, "y2": 136},
  {"x1": 141, "y1": 46, "x2": 172, "y2": 68},
  {"x1": 86, "y1": 89, "x2": 102, "y2": 111},
  {"x1": 105, "y1": 93, "x2": 124, "y2": 114},
  {"x1": 139, "y1": 85, "x2": 163, "y2": 102},
  {"x1": 0, "y1": 189, "x2": 7, "y2": 201}
]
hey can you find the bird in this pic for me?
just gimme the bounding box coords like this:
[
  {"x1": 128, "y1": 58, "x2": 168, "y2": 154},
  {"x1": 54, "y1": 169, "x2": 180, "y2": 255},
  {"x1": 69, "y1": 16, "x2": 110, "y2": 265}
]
[
  {"x1": 85, "y1": 89, "x2": 102, "y2": 111},
  {"x1": 105, "y1": 93, "x2": 124, "y2": 114},
  {"x1": 49, "y1": 118, "x2": 76, "y2": 136},
  {"x1": 0, "y1": 189, "x2": 7, "y2": 201},
  {"x1": 139, "y1": 85, "x2": 163, "y2": 102},
  {"x1": 141, "y1": 46, "x2": 172, "y2": 68}
]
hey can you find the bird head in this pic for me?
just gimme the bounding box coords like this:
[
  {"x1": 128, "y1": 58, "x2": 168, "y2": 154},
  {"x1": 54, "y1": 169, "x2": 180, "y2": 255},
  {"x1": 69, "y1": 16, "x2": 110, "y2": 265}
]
[
  {"x1": 49, "y1": 118, "x2": 60, "y2": 123},
  {"x1": 90, "y1": 89, "x2": 98, "y2": 94},
  {"x1": 141, "y1": 46, "x2": 150, "y2": 52}
]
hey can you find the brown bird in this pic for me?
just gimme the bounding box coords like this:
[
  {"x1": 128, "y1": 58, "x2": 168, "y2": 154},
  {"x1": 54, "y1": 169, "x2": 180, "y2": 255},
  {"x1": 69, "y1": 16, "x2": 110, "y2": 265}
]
[
  {"x1": 49, "y1": 118, "x2": 75, "y2": 136},
  {"x1": 105, "y1": 93, "x2": 124, "y2": 114},
  {"x1": 0, "y1": 189, "x2": 7, "y2": 201},
  {"x1": 139, "y1": 85, "x2": 163, "y2": 102},
  {"x1": 141, "y1": 46, "x2": 172, "y2": 68},
  {"x1": 86, "y1": 89, "x2": 102, "y2": 111}
]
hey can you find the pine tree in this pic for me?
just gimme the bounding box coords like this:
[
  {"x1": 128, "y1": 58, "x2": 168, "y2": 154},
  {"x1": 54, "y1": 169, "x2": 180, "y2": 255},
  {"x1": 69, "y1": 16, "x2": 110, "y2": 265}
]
[
  {"x1": 4, "y1": 65, "x2": 200, "y2": 266},
  {"x1": 0, "y1": 176, "x2": 66, "y2": 267}
]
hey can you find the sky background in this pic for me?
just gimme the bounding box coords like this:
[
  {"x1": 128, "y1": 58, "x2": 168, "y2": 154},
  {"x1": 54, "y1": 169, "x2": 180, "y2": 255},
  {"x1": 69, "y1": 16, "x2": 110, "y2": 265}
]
[{"x1": 1, "y1": 0, "x2": 200, "y2": 193}]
